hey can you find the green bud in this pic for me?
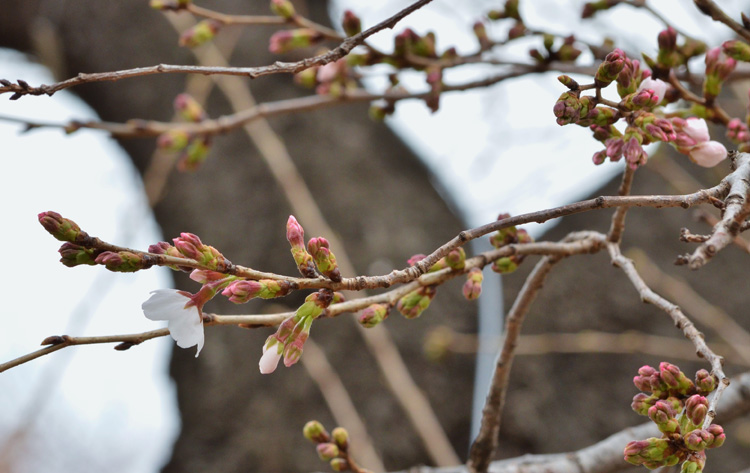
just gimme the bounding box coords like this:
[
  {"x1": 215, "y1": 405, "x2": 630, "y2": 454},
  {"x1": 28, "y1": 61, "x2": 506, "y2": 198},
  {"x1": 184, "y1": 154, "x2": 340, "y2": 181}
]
[
  {"x1": 303, "y1": 420, "x2": 330, "y2": 443},
  {"x1": 316, "y1": 442, "x2": 339, "y2": 461},
  {"x1": 270, "y1": 0, "x2": 295, "y2": 19},
  {"x1": 179, "y1": 20, "x2": 221, "y2": 48},
  {"x1": 329, "y1": 458, "x2": 349, "y2": 472},
  {"x1": 331, "y1": 427, "x2": 349, "y2": 450}
]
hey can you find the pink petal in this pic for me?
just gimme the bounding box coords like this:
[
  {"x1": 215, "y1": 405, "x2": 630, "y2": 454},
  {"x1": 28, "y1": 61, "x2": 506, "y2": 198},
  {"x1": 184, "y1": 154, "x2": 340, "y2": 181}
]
[{"x1": 259, "y1": 345, "x2": 282, "y2": 374}]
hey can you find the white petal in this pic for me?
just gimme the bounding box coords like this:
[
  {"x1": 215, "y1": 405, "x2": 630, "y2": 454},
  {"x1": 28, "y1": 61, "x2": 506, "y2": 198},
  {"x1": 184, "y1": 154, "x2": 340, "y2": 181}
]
[
  {"x1": 638, "y1": 78, "x2": 667, "y2": 103},
  {"x1": 259, "y1": 345, "x2": 282, "y2": 374},
  {"x1": 142, "y1": 289, "x2": 190, "y2": 321},
  {"x1": 167, "y1": 307, "x2": 205, "y2": 357}
]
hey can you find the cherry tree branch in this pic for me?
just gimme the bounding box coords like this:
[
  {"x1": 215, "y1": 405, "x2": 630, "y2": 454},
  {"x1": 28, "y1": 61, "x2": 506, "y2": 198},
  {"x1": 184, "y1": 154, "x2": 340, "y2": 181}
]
[
  {"x1": 607, "y1": 242, "x2": 729, "y2": 429},
  {"x1": 0, "y1": 0, "x2": 434, "y2": 98},
  {"x1": 677, "y1": 152, "x2": 750, "y2": 269}
]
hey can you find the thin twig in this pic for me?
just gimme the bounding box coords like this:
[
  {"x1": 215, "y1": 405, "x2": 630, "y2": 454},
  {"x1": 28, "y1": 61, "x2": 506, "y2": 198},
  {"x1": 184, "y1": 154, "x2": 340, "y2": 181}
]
[
  {"x1": 0, "y1": 0, "x2": 435, "y2": 98},
  {"x1": 438, "y1": 328, "x2": 746, "y2": 366},
  {"x1": 607, "y1": 242, "x2": 729, "y2": 429}
]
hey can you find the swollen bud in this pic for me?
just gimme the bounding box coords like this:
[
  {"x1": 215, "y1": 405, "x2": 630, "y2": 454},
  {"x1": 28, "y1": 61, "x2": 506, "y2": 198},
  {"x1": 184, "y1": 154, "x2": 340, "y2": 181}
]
[
  {"x1": 331, "y1": 427, "x2": 349, "y2": 450},
  {"x1": 308, "y1": 237, "x2": 341, "y2": 282},
  {"x1": 341, "y1": 10, "x2": 362, "y2": 37},
  {"x1": 358, "y1": 304, "x2": 389, "y2": 328},
  {"x1": 462, "y1": 268, "x2": 483, "y2": 300},
  {"x1": 287, "y1": 216, "x2": 317, "y2": 277},
  {"x1": 316, "y1": 443, "x2": 339, "y2": 461},
  {"x1": 303, "y1": 420, "x2": 330, "y2": 443},
  {"x1": 58, "y1": 243, "x2": 98, "y2": 267},
  {"x1": 269, "y1": 29, "x2": 323, "y2": 54},
  {"x1": 396, "y1": 286, "x2": 436, "y2": 319},
  {"x1": 179, "y1": 20, "x2": 221, "y2": 48},
  {"x1": 38, "y1": 211, "x2": 87, "y2": 243},
  {"x1": 329, "y1": 458, "x2": 350, "y2": 472},
  {"x1": 695, "y1": 369, "x2": 716, "y2": 394},
  {"x1": 174, "y1": 93, "x2": 206, "y2": 122},
  {"x1": 270, "y1": 0, "x2": 295, "y2": 19}
]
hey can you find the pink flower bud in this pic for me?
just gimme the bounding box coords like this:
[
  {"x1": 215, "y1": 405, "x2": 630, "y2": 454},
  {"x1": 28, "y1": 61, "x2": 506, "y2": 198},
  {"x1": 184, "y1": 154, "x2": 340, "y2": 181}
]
[
  {"x1": 269, "y1": 28, "x2": 322, "y2": 54},
  {"x1": 286, "y1": 215, "x2": 305, "y2": 248},
  {"x1": 174, "y1": 93, "x2": 206, "y2": 122},
  {"x1": 723, "y1": 39, "x2": 750, "y2": 62},
  {"x1": 58, "y1": 243, "x2": 97, "y2": 267},
  {"x1": 689, "y1": 141, "x2": 727, "y2": 167},
  {"x1": 637, "y1": 78, "x2": 668, "y2": 105},
  {"x1": 685, "y1": 395, "x2": 708, "y2": 426},
  {"x1": 695, "y1": 369, "x2": 716, "y2": 393},
  {"x1": 706, "y1": 424, "x2": 725, "y2": 448},
  {"x1": 38, "y1": 211, "x2": 86, "y2": 243}
]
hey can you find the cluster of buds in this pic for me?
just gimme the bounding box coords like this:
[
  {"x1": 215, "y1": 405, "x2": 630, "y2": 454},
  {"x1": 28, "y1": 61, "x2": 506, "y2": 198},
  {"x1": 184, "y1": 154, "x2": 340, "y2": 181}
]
[
  {"x1": 357, "y1": 303, "x2": 390, "y2": 328},
  {"x1": 39, "y1": 212, "x2": 159, "y2": 273},
  {"x1": 260, "y1": 289, "x2": 333, "y2": 373},
  {"x1": 286, "y1": 216, "x2": 341, "y2": 280},
  {"x1": 488, "y1": 213, "x2": 533, "y2": 274},
  {"x1": 487, "y1": 0, "x2": 521, "y2": 22},
  {"x1": 169, "y1": 232, "x2": 232, "y2": 272},
  {"x1": 529, "y1": 34, "x2": 581, "y2": 64},
  {"x1": 269, "y1": 28, "x2": 323, "y2": 54},
  {"x1": 625, "y1": 363, "x2": 725, "y2": 472},
  {"x1": 462, "y1": 267, "x2": 483, "y2": 300},
  {"x1": 156, "y1": 94, "x2": 212, "y2": 171},
  {"x1": 303, "y1": 421, "x2": 364, "y2": 472},
  {"x1": 179, "y1": 20, "x2": 221, "y2": 49}
]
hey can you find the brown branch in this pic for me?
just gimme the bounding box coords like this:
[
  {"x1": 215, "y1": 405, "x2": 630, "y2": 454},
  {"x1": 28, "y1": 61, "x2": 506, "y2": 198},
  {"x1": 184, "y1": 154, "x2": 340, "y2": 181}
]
[
  {"x1": 467, "y1": 232, "x2": 606, "y2": 473},
  {"x1": 694, "y1": 209, "x2": 750, "y2": 253},
  {"x1": 440, "y1": 329, "x2": 746, "y2": 366},
  {"x1": 677, "y1": 151, "x2": 750, "y2": 269},
  {"x1": 607, "y1": 242, "x2": 729, "y2": 429},
  {"x1": 0, "y1": 0, "x2": 435, "y2": 98},
  {"x1": 693, "y1": 0, "x2": 750, "y2": 42},
  {"x1": 607, "y1": 165, "x2": 636, "y2": 243},
  {"x1": 0, "y1": 329, "x2": 170, "y2": 373}
]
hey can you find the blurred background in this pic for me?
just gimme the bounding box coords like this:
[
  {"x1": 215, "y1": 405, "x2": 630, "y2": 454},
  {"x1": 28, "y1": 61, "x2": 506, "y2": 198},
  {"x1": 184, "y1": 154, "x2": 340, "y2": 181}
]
[{"x1": 2, "y1": 0, "x2": 750, "y2": 472}]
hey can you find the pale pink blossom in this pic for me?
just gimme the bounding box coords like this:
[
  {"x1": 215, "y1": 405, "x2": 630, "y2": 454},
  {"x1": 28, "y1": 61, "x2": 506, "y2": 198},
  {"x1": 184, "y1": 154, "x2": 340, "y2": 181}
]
[
  {"x1": 689, "y1": 141, "x2": 728, "y2": 167},
  {"x1": 142, "y1": 289, "x2": 204, "y2": 357},
  {"x1": 681, "y1": 117, "x2": 710, "y2": 143}
]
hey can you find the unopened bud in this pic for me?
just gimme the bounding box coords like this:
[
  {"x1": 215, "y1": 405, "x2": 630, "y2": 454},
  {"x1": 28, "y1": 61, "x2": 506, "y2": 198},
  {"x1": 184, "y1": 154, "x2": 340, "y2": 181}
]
[
  {"x1": 331, "y1": 427, "x2": 349, "y2": 450},
  {"x1": 723, "y1": 40, "x2": 750, "y2": 62},
  {"x1": 396, "y1": 286, "x2": 436, "y2": 319},
  {"x1": 174, "y1": 93, "x2": 206, "y2": 122},
  {"x1": 39, "y1": 211, "x2": 87, "y2": 243},
  {"x1": 178, "y1": 136, "x2": 211, "y2": 171},
  {"x1": 179, "y1": 20, "x2": 221, "y2": 48},
  {"x1": 270, "y1": 0, "x2": 295, "y2": 19},
  {"x1": 706, "y1": 424, "x2": 725, "y2": 448},
  {"x1": 685, "y1": 395, "x2": 708, "y2": 427},
  {"x1": 58, "y1": 243, "x2": 98, "y2": 267},
  {"x1": 462, "y1": 267, "x2": 483, "y2": 300},
  {"x1": 695, "y1": 369, "x2": 716, "y2": 393},
  {"x1": 329, "y1": 458, "x2": 349, "y2": 472},
  {"x1": 269, "y1": 29, "x2": 322, "y2": 54},
  {"x1": 445, "y1": 247, "x2": 466, "y2": 270},
  {"x1": 157, "y1": 130, "x2": 190, "y2": 152},
  {"x1": 95, "y1": 251, "x2": 148, "y2": 272},
  {"x1": 342, "y1": 10, "x2": 362, "y2": 37},
  {"x1": 308, "y1": 237, "x2": 341, "y2": 282},
  {"x1": 358, "y1": 304, "x2": 389, "y2": 328},
  {"x1": 316, "y1": 442, "x2": 339, "y2": 461},
  {"x1": 303, "y1": 420, "x2": 330, "y2": 443}
]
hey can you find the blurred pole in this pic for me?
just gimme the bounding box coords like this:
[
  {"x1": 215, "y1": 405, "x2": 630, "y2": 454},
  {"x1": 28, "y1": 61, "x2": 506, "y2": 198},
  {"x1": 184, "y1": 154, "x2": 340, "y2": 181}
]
[{"x1": 470, "y1": 238, "x2": 504, "y2": 444}]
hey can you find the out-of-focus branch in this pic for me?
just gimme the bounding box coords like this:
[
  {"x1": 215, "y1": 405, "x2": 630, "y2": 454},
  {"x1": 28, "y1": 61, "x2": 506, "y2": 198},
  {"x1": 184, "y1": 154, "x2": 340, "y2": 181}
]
[
  {"x1": 434, "y1": 328, "x2": 746, "y2": 366},
  {"x1": 628, "y1": 247, "x2": 750, "y2": 364},
  {"x1": 0, "y1": 0, "x2": 435, "y2": 98},
  {"x1": 607, "y1": 243, "x2": 729, "y2": 429}
]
